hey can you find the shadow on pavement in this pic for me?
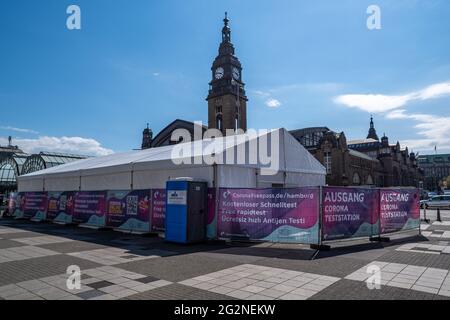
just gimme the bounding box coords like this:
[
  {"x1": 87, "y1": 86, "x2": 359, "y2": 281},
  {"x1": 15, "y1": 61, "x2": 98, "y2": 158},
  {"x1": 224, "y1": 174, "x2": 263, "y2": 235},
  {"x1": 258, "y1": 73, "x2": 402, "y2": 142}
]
[{"x1": 0, "y1": 217, "x2": 428, "y2": 262}]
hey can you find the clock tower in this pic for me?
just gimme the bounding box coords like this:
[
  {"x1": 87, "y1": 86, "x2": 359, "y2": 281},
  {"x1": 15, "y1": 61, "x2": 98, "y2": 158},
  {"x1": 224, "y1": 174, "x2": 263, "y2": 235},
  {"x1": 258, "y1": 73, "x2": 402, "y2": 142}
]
[{"x1": 207, "y1": 13, "x2": 248, "y2": 133}]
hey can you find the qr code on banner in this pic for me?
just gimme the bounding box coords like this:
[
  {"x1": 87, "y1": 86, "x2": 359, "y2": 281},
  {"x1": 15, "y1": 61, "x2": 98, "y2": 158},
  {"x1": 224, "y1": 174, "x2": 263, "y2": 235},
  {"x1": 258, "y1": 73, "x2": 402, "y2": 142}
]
[
  {"x1": 59, "y1": 195, "x2": 67, "y2": 211},
  {"x1": 126, "y1": 196, "x2": 138, "y2": 216}
]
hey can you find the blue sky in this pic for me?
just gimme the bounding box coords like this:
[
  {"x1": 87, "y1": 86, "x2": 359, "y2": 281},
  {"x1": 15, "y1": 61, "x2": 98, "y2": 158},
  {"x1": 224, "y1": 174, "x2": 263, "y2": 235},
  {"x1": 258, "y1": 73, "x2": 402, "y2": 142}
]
[{"x1": 1, "y1": 0, "x2": 449, "y2": 156}]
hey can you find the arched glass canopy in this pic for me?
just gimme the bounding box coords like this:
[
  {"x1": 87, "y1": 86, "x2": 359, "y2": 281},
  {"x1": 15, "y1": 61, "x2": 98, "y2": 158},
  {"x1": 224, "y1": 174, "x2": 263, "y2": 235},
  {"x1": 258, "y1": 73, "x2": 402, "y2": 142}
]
[
  {"x1": 0, "y1": 153, "x2": 28, "y2": 193},
  {"x1": 21, "y1": 152, "x2": 86, "y2": 175}
]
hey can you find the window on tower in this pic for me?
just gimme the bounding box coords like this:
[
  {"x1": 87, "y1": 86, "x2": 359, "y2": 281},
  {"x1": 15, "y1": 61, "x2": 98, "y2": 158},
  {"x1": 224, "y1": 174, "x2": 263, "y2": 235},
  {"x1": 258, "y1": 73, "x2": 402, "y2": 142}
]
[
  {"x1": 324, "y1": 152, "x2": 332, "y2": 175},
  {"x1": 216, "y1": 115, "x2": 223, "y2": 132},
  {"x1": 235, "y1": 115, "x2": 239, "y2": 130}
]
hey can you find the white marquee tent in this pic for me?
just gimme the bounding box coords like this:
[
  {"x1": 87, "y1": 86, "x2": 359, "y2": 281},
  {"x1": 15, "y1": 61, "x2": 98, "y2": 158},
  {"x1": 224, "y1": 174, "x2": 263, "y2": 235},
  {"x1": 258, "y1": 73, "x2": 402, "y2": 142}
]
[{"x1": 18, "y1": 128, "x2": 326, "y2": 192}]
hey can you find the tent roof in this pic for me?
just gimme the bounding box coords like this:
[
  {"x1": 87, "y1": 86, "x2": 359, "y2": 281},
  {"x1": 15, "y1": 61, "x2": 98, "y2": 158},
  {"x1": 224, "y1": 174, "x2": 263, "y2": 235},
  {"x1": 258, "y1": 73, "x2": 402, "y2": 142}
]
[{"x1": 19, "y1": 128, "x2": 325, "y2": 180}]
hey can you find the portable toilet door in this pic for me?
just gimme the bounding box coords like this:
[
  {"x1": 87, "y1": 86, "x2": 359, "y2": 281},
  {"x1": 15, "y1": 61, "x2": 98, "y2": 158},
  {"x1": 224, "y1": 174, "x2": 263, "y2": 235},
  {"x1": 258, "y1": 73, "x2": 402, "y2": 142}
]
[{"x1": 165, "y1": 179, "x2": 207, "y2": 244}]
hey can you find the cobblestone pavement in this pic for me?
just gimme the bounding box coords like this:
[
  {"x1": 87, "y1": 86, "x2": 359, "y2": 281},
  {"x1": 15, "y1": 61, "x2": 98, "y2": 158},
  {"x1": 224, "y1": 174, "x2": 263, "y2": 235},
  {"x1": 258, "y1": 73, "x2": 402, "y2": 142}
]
[{"x1": 0, "y1": 210, "x2": 449, "y2": 300}]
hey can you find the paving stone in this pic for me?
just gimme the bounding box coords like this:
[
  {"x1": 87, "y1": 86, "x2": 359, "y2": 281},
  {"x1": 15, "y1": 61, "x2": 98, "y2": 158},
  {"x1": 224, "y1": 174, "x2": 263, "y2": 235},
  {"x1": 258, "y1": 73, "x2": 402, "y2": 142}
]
[
  {"x1": 0, "y1": 254, "x2": 101, "y2": 286},
  {"x1": 227, "y1": 290, "x2": 253, "y2": 299},
  {"x1": 259, "y1": 288, "x2": 285, "y2": 299},
  {"x1": 244, "y1": 294, "x2": 273, "y2": 300},
  {"x1": 110, "y1": 289, "x2": 139, "y2": 298},
  {"x1": 88, "y1": 281, "x2": 115, "y2": 290},
  {"x1": 412, "y1": 285, "x2": 439, "y2": 295},
  {"x1": 77, "y1": 289, "x2": 105, "y2": 300},
  {"x1": 3, "y1": 218, "x2": 450, "y2": 300},
  {"x1": 135, "y1": 276, "x2": 160, "y2": 284},
  {"x1": 279, "y1": 293, "x2": 309, "y2": 300},
  {"x1": 241, "y1": 285, "x2": 266, "y2": 294}
]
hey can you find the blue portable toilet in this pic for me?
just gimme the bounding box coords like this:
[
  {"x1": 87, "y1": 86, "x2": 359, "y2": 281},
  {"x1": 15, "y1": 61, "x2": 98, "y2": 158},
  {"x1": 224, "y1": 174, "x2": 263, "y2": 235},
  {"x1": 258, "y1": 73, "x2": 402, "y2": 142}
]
[{"x1": 165, "y1": 178, "x2": 208, "y2": 244}]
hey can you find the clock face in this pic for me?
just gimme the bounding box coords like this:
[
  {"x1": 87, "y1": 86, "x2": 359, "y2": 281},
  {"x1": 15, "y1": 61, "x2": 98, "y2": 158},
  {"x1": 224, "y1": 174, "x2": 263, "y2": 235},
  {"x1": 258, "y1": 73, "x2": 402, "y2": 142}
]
[
  {"x1": 215, "y1": 67, "x2": 224, "y2": 79},
  {"x1": 232, "y1": 67, "x2": 240, "y2": 80}
]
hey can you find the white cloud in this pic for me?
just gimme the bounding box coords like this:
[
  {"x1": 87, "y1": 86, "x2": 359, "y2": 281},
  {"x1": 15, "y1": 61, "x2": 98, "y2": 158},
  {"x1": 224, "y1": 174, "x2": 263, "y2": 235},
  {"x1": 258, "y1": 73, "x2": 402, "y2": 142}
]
[
  {"x1": 334, "y1": 94, "x2": 413, "y2": 113},
  {"x1": 334, "y1": 82, "x2": 450, "y2": 113},
  {"x1": 0, "y1": 136, "x2": 113, "y2": 157},
  {"x1": 333, "y1": 81, "x2": 450, "y2": 153},
  {"x1": 265, "y1": 98, "x2": 282, "y2": 108},
  {"x1": 253, "y1": 82, "x2": 344, "y2": 110},
  {"x1": 386, "y1": 109, "x2": 450, "y2": 152},
  {"x1": 417, "y1": 82, "x2": 450, "y2": 100},
  {"x1": 253, "y1": 90, "x2": 270, "y2": 97},
  {"x1": 0, "y1": 126, "x2": 39, "y2": 135},
  {"x1": 153, "y1": 72, "x2": 160, "y2": 76}
]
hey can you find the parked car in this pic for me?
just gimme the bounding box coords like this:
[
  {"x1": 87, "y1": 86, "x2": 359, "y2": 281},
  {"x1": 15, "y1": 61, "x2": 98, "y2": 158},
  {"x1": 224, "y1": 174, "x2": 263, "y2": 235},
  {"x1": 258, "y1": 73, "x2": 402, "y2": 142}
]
[
  {"x1": 421, "y1": 195, "x2": 450, "y2": 209},
  {"x1": 421, "y1": 190, "x2": 430, "y2": 200}
]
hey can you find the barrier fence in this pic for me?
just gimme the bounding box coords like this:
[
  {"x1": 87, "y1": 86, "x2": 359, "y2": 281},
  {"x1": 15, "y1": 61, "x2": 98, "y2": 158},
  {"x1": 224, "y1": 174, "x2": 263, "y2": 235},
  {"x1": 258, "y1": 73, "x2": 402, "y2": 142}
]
[
  {"x1": 7, "y1": 186, "x2": 420, "y2": 244},
  {"x1": 216, "y1": 188, "x2": 320, "y2": 244},
  {"x1": 216, "y1": 187, "x2": 421, "y2": 245},
  {"x1": 10, "y1": 190, "x2": 167, "y2": 233}
]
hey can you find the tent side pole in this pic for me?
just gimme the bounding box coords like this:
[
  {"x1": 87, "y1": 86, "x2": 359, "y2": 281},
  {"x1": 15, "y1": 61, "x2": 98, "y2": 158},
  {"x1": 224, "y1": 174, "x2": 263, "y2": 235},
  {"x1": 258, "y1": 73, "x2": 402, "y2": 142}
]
[
  {"x1": 130, "y1": 164, "x2": 134, "y2": 191},
  {"x1": 214, "y1": 164, "x2": 219, "y2": 240},
  {"x1": 281, "y1": 129, "x2": 287, "y2": 187}
]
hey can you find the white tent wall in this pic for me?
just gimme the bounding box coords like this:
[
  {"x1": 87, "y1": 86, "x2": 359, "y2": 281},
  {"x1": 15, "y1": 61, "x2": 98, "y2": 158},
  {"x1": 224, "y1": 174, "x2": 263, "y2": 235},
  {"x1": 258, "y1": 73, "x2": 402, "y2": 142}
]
[
  {"x1": 18, "y1": 177, "x2": 44, "y2": 192},
  {"x1": 256, "y1": 171, "x2": 285, "y2": 188},
  {"x1": 45, "y1": 176, "x2": 80, "y2": 192},
  {"x1": 17, "y1": 128, "x2": 326, "y2": 192},
  {"x1": 81, "y1": 171, "x2": 132, "y2": 191},
  {"x1": 285, "y1": 171, "x2": 325, "y2": 188},
  {"x1": 281, "y1": 127, "x2": 326, "y2": 175},
  {"x1": 133, "y1": 166, "x2": 215, "y2": 189},
  {"x1": 217, "y1": 165, "x2": 257, "y2": 188}
]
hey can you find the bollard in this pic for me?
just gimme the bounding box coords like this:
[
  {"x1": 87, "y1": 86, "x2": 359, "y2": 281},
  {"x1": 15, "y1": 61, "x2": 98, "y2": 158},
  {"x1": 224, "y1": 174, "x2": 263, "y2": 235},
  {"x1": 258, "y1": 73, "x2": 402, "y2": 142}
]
[
  {"x1": 422, "y1": 205, "x2": 430, "y2": 224},
  {"x1": 437, "y1": 208, "x2": 442, "y2": 222}
]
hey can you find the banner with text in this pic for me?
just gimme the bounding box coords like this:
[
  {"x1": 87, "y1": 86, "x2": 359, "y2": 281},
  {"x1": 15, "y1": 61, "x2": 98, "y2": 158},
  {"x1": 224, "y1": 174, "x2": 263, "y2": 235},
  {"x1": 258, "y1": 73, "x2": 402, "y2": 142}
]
[
  {"x1": 12, "y1": 193, "x2": 25, "y2": 219},
  {"x1": 16, "y1": 192, "x2": 48, "y2": 221},
  {"x1": 47, "y1": 191, "x2": 75, "y2": 224},
  {"x1": 106, "y1": 190, "x2": 151, "y2": 233},
  {"x1": 380, "y1": 189, "x2": 420, "y2": 234},
  {"x1": 7, "y1": 193, "x2": 18, "y2": 217},
  {"x1": 151, "y1": 189, "x2": 166, "y2": 232},
  {"x1": 73, "y1": 191, "x2": 107, "y2": 227},
  {"x1": 206, "y1": 188, "x2": 217, "y2": 239},
  {"x1": 217, "y1": 188, "x2": 319, "y2": 244},
  {"x1": 322, "y1": 187, "x2": 380, "y2": 241}
]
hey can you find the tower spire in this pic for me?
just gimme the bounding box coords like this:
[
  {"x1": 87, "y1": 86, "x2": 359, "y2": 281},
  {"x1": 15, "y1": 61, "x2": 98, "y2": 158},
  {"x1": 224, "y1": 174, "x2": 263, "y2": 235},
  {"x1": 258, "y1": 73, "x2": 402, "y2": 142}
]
[
  {"x1": 367, "y1": 116, "x2": 379, "y2": 141},
  {"x1": 222, "y1": 12, "x2": 231, "y2": 43},
  {"x1": 141, "y1": 124, "x2": 153, "y2": 150}
]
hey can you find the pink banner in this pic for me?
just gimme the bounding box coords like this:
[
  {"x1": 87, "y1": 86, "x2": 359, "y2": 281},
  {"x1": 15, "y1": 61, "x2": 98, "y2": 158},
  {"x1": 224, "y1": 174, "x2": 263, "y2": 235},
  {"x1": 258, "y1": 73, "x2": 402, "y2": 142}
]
[
  {"x1": 322, "y1": 187, "x2": 380, "y2": 241},
  {"x1": 151, "y1": 189, "x2": 166, "y2": 231},
  {"x1": 73, "y1": 191, "x2": 107, "y2": 227},
  {"x1": 380, "y1": 189, "x2": 420, "y2": 234},
  {"x1": 217, "y1": 188, "x2": 319, "y2": 244}
]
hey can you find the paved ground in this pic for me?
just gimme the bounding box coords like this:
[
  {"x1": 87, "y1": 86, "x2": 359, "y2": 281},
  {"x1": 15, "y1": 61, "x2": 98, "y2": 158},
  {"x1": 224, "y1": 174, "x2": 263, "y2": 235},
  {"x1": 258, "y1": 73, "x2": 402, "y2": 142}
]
[{"x1": 0, "y1": 209, "x2": 449, "y2": 300}]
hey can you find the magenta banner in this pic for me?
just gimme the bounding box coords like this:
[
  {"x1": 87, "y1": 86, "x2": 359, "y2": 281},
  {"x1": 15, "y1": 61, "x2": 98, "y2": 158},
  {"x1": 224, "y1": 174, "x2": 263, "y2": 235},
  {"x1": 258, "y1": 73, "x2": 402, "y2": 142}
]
[
  {"x1": 13, "y1": 192, "x2": 26, "y2": 218},
  {"x1": 47, "y1": 191, "x2": 75, "y2": 224},
  {"x1": 8, "y1": 193, "x2": 18, "y2": 217},
  {"x1": 17, "y1": 192, "x2": 48, "y2": 221},
  {"x1": 73, "y1": 191, "x2": 107, "y2": 227},
  {"x1": 322, "y1": 187, "x2": 380, "y2": 241},
  {"x1": 206, "y1": 188, "x2": 216, "y2": 239},
  {"x1": 151, "y1": 189, "x2": 166, "y2": 232},
  {"x1": 217, "y1": 188, "x2": 319, "y2": 244},
  {"x1": 380, "y1": 189, "x2": 420, "y2": 234},
  {"x1": 106, "y1": 190, "x2": 151, "y2": 232}
]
